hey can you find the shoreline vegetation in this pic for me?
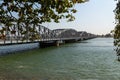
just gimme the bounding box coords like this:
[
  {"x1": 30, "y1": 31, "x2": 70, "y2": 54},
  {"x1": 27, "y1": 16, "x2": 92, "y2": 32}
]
[{"x1": 97, "y1": 33, "x2": 113, "y2": 38}]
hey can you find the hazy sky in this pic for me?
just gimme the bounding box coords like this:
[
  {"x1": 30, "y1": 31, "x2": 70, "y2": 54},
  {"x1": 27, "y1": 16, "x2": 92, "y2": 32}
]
[{"x1": 42, "y1": 0, "x2": 116, "y2": 35}]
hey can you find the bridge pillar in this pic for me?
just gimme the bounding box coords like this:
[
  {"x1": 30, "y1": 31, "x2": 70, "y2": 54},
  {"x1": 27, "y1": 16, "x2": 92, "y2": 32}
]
[
  {"x1": 39, "y1": 40, "x2": 62, "y2": 48},
  {"x1": 56, "y1": 41, "x2": 60, "y2": 47},
  {"x1": 64, "y1": 39, "x2": 77, "y2": 43}
]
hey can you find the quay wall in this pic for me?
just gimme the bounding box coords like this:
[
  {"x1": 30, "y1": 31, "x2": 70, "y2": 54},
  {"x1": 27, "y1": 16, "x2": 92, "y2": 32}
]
[{"x1": 0, "y1": 43, "x2": 39, "y2": 55}]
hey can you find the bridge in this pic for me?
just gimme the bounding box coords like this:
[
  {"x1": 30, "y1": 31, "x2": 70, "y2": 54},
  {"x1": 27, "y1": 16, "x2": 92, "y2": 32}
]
[{"x1": 0, "y1": 24, "x2": 96, "y2": 47}]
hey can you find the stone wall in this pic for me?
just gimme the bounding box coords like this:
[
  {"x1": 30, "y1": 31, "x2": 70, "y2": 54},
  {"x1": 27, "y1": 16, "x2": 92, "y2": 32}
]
[{"x1": 0, "y1": 43, "x2": 39, "y2": 55}]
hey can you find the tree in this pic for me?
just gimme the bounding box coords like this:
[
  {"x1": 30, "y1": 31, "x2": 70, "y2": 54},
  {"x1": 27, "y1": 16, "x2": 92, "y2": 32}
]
[
  {"x1": 114, "y1": 0, "x2": 120, "y2": 60},
  {"x1": 0, "y1": 0, "x2": 88, "y2": 41},
  {"x1": 0, "y1": 0, "x2": 89, "y2": 25}
]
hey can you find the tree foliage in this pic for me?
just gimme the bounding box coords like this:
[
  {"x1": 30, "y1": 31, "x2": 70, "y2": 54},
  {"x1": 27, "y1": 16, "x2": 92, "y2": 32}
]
[
  {"x1": 114, "y1": 0, "x2": 120, "y2": 57},
  {"x1": 0, "y1": 0, "x2": 88, "y2": 41},
  {"x1": 0, "y1": 0, "x2": 88, "y2": 26}
]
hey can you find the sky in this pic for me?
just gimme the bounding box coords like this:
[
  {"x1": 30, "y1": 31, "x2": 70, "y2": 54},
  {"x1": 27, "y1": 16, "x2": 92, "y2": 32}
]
[{"x1": 42, "y1": 0, "x2": 116, "y2": 35}]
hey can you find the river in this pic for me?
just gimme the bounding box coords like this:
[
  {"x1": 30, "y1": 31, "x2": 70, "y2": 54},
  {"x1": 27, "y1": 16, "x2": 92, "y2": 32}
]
[{"x1": 0, "y1": 38, "x2": 120, "y2": 80}]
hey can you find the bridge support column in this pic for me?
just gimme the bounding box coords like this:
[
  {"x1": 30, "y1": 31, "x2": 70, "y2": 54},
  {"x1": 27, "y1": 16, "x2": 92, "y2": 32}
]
[
  {"x1": 64, "y1": 39, "x2": 77, "y2": 43},
  {"x1": 39, "y1": 40, "x2": 65, "y2": 48},
  {"x1": 56, "y1": 40, "x2": 65, "y2": 47},
  {"x1": 56, "y1": 41, "x2": 60, "y2": 47},
  {"x1": 39, "y1": 41, "x2": 61, "y2": 48}
]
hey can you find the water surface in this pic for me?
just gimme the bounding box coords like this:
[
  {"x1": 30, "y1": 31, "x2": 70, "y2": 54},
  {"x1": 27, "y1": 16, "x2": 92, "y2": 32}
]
[{"x1": 0, "y1": 38, "x2": 120, "y2": 80}]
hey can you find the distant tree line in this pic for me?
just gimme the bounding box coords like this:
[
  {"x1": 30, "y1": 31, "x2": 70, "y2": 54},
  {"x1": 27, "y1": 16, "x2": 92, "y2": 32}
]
[{"x1": 97, "y1": 33, "x2": 113, "y2": 38}]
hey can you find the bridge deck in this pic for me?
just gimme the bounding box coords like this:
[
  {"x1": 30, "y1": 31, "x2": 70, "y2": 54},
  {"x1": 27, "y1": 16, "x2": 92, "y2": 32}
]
[{"x1": 0, "y1": 37, "x2": 92, "y2": 45}]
